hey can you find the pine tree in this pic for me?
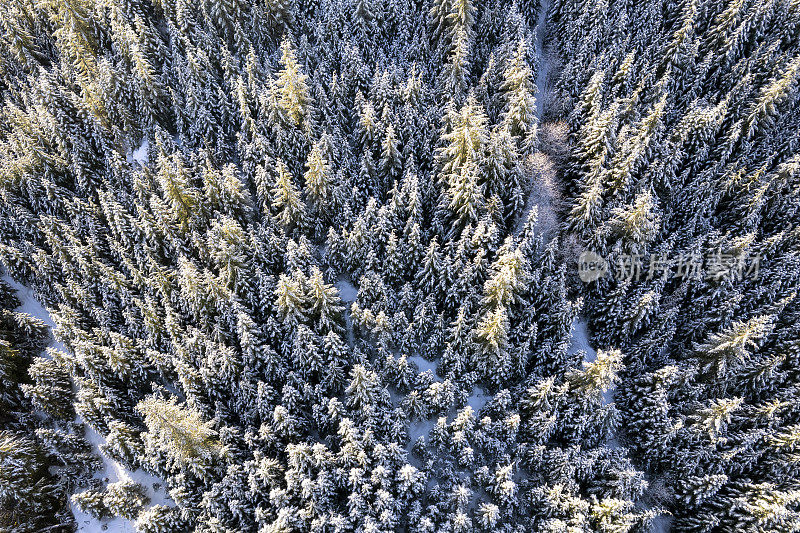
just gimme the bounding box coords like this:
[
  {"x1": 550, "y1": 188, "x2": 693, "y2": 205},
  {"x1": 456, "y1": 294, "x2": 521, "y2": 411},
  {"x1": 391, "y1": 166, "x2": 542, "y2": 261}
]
[
  {"x1": 136, "y1": 504, "x2": 186, "y2": 533},
  {"x1": 303, "y1": 141, "x2": 332, "y2": 211},
  {"x1": 72, "y1": 487, "x2": 109, "y2": 520},
  {"x1": 380, "y1": 124, "x2": 403, "y2": 186},
  {"x1": 103, "y1": 420, "x2": 145, "y2": 468},
  {"x1": 473, "y1": 306, "x2": 510, "y2": 385},
  {"x1": 21, "y1": 357, "x2": 73, "y2": 419},
  {"x1": 695, "y1": 315, "x2": 775, "y2": 378},
  {"x1": 136, "y1": 396, "x2": 221, "y2": 478},
  {"x1": 0, "y1": 432, "x2": 63, "y2": 526},
  {"x1": 501, "y1": 40, "x2": 538, "y2": 150},
  {"x1": 272, "y1": 160, "x2": 308, "y2": 233},
  {"x1": 275, "y1": 270, "x2": 309, "y2": 325},
  {"x1": 103, "y1": 480, "x2": 150, "y2": 519},
  {"x1": 306, "y1": 267, "x2": 344, "y2": 335},
  {"x1": 607, "y1": 190, "x2": 661, "y2": 250},
  {"x1": 273, "y1": 39, "x2": 313, "y2": 128}
]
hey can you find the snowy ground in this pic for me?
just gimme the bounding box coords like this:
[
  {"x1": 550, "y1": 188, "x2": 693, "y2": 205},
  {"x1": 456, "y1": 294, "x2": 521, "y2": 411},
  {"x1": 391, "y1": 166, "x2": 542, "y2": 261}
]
[
  {"x1": 466, "y1": 386, "x2": 491, "y2": 413},
  {"x1": 568, "y1": 317, "x2": 596, "y2": 362},
  {"x1": 568, "y1": 317, "x2": 611, "y2": 408},
  {"x1": 72, "y1": 425, "x2": 174, "y2": 533},
  {"x1": 528, "y1": 0, "x2": 617, "y2": 414},
  {"x1": 407, "y1": 416, "x2": 436, "y2": 448},
  {"x1": 2, "y1": 274, "x2": 173, "y2": 532},
  {"x1": 515, "y1": 0, "x2": 562, "y2": 242},
  {"x1": 652, "y1": 516, "x2": 673, "y2": 533},
  {"x1": 527, "y1": 5, "x2": 664, "y2": 523},
  {"x1": 533, "y1": 0, "x2": 552, "y2": 123},
  {"x1": 132, "y1": 139, "x2": 149, "y2": 166},
  {"x1": 2, "y1": 274, "x2": 69, "y2": 356},
  {"x1": 335, "y1": 279, "x2": 358, "y2": 303},
  {"x1": 569, "y1": 317, "x2": 618, "y2": 447},
  {"x1": 407, "y1": 354, "x2": 439, "y2": 380},
  {"x1": 335, "y1": 279, "x2": 358, "y2": 347}
]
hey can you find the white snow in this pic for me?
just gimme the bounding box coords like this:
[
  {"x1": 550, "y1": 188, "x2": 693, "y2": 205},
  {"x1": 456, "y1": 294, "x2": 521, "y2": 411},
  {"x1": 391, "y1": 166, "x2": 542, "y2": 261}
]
[
  {"x1": 533, "y1": 0, "x2": 552, "y2": 122},
  {"x1": 1, "y1": 275, "x2": 173, "y2": 532},
  {"x1": 407, "y1": 354, "x2": 440, "y2": 381},
  {"x1": 407, "y1": 417, "x2": 436, "y2": 445},
  {"x1": 71, "y1": 425, "x2": 174, "y2": 533},
  {"x1": 335, "y1": 279, "x2": 358, "y2": 303},
  {"x1": 466, "y1": 386, "x2": 490, "y2": 413},
  {"x1": 406, "y1": 415, "x2": 437, "y2": 472},
  {"x1": 568, "y1": 317, "x2": 597, "y2": 363},
  {"x1": 514, "y1": 0, "x2": 562, "y2": 243},
  {"x1": 132, "y1": 139, "x2": 149, "y2": 166},
  {"x1": 570, "y1": 317, "x2": 620, "y2": 452},
  {"x1": 527, "y1": 2, "x2": 664, "y2": 523},
  {"x1": 336, "y1": 279, "x2": 358, "y2": 346},
  {"x1": 569, "y1": 317, "x2": 617, "y2": 407},
  {"x1": 651, "y1": 515, "x2": 673, "y2": 533},
  {"x1": 2, "y1": 275, "x2": 69, "y2": 356}
]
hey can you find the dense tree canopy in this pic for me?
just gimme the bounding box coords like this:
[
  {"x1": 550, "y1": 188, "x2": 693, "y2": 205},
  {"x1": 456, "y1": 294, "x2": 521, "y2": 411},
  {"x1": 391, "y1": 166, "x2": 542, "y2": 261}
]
[{"x1": 1, "y1": 0, "x2": 799, "y2": 531}]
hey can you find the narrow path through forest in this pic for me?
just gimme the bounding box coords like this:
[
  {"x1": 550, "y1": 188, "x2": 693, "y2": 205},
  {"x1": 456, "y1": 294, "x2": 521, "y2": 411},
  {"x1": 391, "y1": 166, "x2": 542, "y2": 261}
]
[
  {"x1": 526, "y1": 0, "x2": 621, "y2": 444},
  {"x1": 516, "y1": 0, "x2": 562, "y2": 242}
]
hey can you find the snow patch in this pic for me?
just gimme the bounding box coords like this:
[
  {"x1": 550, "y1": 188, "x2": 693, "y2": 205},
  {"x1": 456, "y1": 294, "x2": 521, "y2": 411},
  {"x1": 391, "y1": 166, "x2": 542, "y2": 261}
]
[
  {"x1": 336, "y1": 280, "x2": 358, "y2": 346},
  {"x1": 651, "y1": 515, "x2": 673, "y2": 533},
  {"x1": 518, "y1": 3, "x2": 563, "y2": 240},
  {"x1": 407, "y1": 354, "x2": 440, "y2": 380},
  {"x1": 466, "y1": 386, "x2": 491, "y2": 414},
  {"x1": 533, "y1": 0, "x2": 551, "y2": 121},
  {"x1": 132, "y1": 139, "x2": 149, "y2": 166},
  {"x1": 406, "y1": 416, "x2": 437, "y2": 465},
  {"x1": 404, "y1": 357, "x2": 445, "y2": 457},
  {"x1": 72, "y1": 425, "x2": 174, "y2": 533},
  {"x1": 570, "y1": 318, "x2": 618, "y2": 448},
  {"x1": 335, "y1": 280, "x2": 358, "y2": 303},
  {"x1": 512, "y1": 0, "x2": 563, "y2": 243},
  {"x1": 568, "y1": 317, "x2": 597, "y2": 362},
  {"x1": 2, "y1": 275, "x2": 69, "y2": 356},
  {"x1": 408, "y1": 417, "x2": 436, "y2": 444}
]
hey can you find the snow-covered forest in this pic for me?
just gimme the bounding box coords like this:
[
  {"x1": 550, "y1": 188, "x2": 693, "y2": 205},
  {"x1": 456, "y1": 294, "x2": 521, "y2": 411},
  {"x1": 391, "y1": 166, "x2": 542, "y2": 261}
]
[{"x1": 1, "y1": 0, "x2": 799, "y2": 531}]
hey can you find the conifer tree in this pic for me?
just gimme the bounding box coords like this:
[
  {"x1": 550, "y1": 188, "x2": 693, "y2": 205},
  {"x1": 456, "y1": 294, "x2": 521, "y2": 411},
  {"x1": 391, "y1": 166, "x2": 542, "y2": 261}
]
[
  {"x1": 0, "y1": 0, "x2": 799, "y2": 529},
  {"x1": 274, "y1": 39, "x2": 313, "y2": 128},
  {"x1": 272, "y1": 160, "x2": 308, "y2": 233},
  {"x1": 502, "y1": 40, "x2": 538, "y2": 150},
  {"x1": 136, "y1": 396, "x2": 221, "y2": 478}
]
